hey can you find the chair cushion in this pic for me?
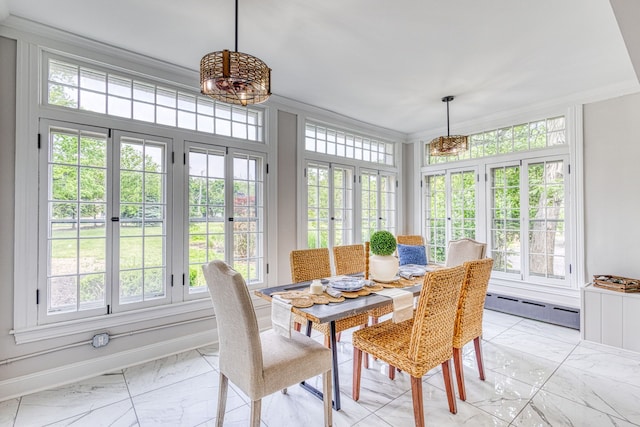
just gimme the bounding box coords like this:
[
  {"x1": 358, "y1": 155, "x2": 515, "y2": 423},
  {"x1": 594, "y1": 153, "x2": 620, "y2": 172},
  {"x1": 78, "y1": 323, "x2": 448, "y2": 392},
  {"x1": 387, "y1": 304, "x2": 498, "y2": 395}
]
[
  {"x1": 397, "y1": 244, "x2": 428, "y2": 266},
  {"x1": 259, "y1": 329, "x2": 332, "y2": 398}
]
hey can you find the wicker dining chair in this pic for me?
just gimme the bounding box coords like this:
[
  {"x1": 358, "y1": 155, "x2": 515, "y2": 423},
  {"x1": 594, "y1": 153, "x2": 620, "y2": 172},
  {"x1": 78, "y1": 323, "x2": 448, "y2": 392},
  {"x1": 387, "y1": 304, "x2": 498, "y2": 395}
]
[
  {"x1": 333, "y1": 244, "x2": 394, "y2": 372},
  {"x1": 290, "y1": 248, "x2": 369, "y2": 347},
  {"x1": 396, "y1": 235, "x2": 425, "y2": 246},
  {"x1": 453, "y1": 257, "x2": 494, "y2": 401},
  {"x1": 444, "y1": 238, "x2": 487, "y2": 267},
  {"x1": 352, "y1": 265, "x2": 466, "y2": 427},
  {"x1": 203, "y1": 260, "x2": 332, "y2": 427},
  {"x1": 332, "y1": 244, "x2": 366, "y2": 277}
]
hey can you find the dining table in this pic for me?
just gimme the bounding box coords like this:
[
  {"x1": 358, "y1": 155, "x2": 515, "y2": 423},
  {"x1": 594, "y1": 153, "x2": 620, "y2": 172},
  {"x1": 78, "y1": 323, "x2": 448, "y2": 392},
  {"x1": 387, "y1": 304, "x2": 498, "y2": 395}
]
[{"x1": 254, "y1": 273, "x2": 427, "y2": 411}]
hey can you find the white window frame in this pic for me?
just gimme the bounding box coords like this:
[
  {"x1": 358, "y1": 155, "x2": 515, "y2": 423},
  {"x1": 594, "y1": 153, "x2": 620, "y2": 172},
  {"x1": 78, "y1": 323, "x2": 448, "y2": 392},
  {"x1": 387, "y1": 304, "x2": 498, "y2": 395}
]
[
  {"x1": 304, "y1": 161, "x2": 356, "y2": 249},
  {"x1": 360, "y1": 168, "x2": 398, "y2": 241},
  {"x1": 298, "y1": 116, "x2": 403, "y2": 249},
  {"x1": 12, "y1": 38, "x2": 274, "y2": 344},
  {"x1": 419, "y1": 107, "x2": 583, "y2": 303},
  {"x1": 422, "y1": 166, "x2": 481, "y2": 264}
]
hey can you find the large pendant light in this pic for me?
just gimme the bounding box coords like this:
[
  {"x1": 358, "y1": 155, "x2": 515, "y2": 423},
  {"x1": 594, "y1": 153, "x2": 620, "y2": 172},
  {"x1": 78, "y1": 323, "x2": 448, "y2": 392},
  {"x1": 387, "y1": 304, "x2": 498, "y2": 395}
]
[
  {"x1": 200, "y1": 0, "x2": 271, "y2": 106},
  {"x1": 429, "y1": 96, "x2": 468, "y2": 156}
]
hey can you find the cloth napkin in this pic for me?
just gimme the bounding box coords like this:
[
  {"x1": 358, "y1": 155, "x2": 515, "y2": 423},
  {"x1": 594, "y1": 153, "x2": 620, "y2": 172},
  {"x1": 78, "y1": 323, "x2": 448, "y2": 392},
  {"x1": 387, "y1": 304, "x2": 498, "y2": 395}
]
[
  {"x1": 374, "y1": 288, "x2": 414, "y2": 323},
  {"x1": 271, "y1": 295, "x2": 292, "y2": 338},
  {"x1": 325, "y1": 286, "x2": 343, "y2": 298},
  {"x1": 398, "y1": 264, "x2": 427, "y2": 279}
]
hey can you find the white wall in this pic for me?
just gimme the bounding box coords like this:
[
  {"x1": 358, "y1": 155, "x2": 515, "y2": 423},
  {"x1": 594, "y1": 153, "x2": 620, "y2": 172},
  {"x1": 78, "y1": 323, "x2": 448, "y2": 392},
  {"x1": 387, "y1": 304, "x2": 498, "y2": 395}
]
[
  {"x1": 583, "y1": 92, "x2": 640, "y2": 281},
  {"x1": 276, "y1": 110, "x2": 298, "y2": 283}
]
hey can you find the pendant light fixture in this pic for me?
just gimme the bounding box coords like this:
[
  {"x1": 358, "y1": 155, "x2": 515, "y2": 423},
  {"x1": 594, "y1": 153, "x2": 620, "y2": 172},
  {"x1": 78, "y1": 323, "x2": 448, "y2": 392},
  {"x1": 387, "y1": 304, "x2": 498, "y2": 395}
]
[
  {"x1": 200, "y1": 0, "x2": 271, "y2": 106},
  {"x1": 429, "y1": 96, "x2": 468, "y2": 156}
]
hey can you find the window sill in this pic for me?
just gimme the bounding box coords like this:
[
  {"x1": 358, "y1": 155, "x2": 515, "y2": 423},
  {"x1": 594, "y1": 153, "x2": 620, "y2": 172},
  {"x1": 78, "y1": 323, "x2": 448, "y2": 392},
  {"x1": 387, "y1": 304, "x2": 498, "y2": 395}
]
[{"x1": 11, "y1": 298, "x2": 214, "y2": 345}]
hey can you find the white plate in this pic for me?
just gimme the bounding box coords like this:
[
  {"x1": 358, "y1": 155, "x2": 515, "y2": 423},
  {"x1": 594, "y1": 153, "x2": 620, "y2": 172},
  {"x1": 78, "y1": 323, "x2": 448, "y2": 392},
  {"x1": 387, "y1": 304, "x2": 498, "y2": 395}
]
[
  {"x1": 330, "y1": 278, "x2": 365, "y2": 291},
  {"x1": 371, "y1": 275, "x2": 400, "y2": 284}
]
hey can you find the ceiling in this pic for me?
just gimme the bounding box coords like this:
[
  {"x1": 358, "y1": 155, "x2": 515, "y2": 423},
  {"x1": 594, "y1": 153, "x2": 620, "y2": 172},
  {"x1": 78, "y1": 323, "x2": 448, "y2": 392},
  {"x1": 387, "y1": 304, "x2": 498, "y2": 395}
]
[{"x1": 2, "y1": 0, "x2": 639, "y2": 136}]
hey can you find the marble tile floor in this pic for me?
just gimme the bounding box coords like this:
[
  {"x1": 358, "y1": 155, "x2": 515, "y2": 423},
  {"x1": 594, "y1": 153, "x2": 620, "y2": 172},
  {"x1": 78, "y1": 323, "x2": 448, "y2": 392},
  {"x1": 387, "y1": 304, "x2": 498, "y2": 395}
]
[{"x1": 3, "y1": 310, "x2": 640, "y2": 426}]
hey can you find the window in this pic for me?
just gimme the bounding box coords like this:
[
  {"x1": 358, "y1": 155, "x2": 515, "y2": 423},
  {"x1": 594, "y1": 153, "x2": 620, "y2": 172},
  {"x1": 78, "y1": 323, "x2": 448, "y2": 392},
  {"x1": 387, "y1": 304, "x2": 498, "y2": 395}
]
[
  {"x1": 46, "y1": 57, "x2": 264, "y2": 141},
  {"x1": 305, "y1": 122, "x2": 395, "y2": 166},
  {"x1": 17, "y1": 51, "x2": 271, "y2": 334},
  {"x1": 490, "y1": 164, "x2": 521, "y2": 274},
  {"x1": 423, "y1": 169, "x2": 477, "y2": 263},
  {"x1": 303, "y1": 120, "x2": 399, "y2": 248},
  {"x1": 422, "y1": 114, "x2": 572, "y2": 289},
  {"x1": 489, "y1": 158, "x2": 567, "y2": 282},
  {"x1": 186, "y1": 145, "x2": 266, "y2": 294},
  {"x1": 40, "y1": 122, "x2": 171, "y2": 323},
  {"x1": 305, "y1": 162, "x2": 354, "y2": 248},
  {"x1": 361, "y1": 170, "x2": 397, "y2": 241}
]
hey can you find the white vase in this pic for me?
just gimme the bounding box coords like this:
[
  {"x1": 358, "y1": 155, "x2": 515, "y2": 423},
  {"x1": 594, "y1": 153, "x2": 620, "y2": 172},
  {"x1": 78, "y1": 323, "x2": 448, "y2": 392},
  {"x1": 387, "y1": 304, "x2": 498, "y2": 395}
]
[{"x1": 369, "y1": 254, "x2": 399, "y2": 282}]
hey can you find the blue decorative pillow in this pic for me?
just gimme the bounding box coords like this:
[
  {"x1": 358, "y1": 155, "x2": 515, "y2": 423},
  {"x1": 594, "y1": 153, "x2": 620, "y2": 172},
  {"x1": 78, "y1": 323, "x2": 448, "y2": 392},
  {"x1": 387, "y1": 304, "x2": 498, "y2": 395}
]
[{"x1": 397, "y1": 244, "x2": 428, "y2": 266}]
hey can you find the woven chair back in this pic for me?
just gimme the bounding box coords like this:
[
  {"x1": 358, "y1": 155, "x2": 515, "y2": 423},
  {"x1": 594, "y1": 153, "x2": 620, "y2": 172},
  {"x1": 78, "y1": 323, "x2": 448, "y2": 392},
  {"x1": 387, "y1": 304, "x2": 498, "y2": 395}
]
[
  {"x1": 396, "y1": 235, "x2": 424, "y2": 246},
  {"x1": 290, "y1": 248, "x2": 332, "y2": 283},
  {"x1": 453, "y1": 258, "x2": 494, "y2": 348},
  {"x1": 333, "y1": 244, "x2": 365, "y2": 276},
  {"x1": 408, "y1": 265, "x2": 466, "y2": 365}
]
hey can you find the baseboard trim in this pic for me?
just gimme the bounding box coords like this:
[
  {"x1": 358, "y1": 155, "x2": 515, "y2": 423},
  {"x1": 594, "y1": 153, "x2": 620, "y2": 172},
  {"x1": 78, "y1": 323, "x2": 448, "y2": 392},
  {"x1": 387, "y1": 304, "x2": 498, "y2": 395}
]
[
  {"x1": 0, "y1": 330, "x2": 217, "y2": 402},
  {"x1": 485, "y1": 292, "x2": 580, "y2": 329}
]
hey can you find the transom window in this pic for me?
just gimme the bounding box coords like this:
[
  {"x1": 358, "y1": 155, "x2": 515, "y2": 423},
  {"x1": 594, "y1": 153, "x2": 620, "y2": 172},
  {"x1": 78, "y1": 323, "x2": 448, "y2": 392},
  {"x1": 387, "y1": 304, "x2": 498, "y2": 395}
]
[
  {"x1": 426, "y1": 116, "x2": 565, "y2": 164},
  {"x1": 46, "y1": 57, "x2": 264, "y2": 142},
  {"x1": 305, "y1": 122, "x2": 395, "y2": 166}
]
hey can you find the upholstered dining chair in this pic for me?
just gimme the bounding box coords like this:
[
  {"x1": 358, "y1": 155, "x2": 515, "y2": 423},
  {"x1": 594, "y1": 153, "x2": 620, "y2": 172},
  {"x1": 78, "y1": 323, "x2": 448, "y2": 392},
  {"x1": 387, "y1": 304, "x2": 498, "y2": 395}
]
[
  {"x1": 396, "y1": 235, "x2": 425, "y2": 246},
  {"x1": 453, "y1": 257, "x2": 494, "y2": 401},
  {"x1": 351, "y1": 265, "x2": 467, "y2": 427},
  {"x1": 202, "y1": 260, "x2": 332, "y2": 427},
  {"x1": 444, "y1": 238, "x2": 487, "y2": 267},
  {"x1": 290, "y1": 248, "x2": 369, "y2": 347}
]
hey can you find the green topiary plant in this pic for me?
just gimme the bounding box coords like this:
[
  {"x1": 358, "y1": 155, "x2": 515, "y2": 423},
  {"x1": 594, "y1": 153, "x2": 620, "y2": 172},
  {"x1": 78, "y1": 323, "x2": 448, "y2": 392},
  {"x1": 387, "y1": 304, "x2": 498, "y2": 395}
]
[{"x1": 370, "y1": 230, "x2": 397, "y2": 256}]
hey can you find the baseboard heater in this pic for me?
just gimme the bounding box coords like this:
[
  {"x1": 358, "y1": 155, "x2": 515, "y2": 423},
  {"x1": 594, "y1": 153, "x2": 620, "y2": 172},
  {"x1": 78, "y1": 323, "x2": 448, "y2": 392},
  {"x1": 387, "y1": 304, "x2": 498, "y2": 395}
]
[{"x1": 484, "y1": 292, "x2": 580, "y2": 330}]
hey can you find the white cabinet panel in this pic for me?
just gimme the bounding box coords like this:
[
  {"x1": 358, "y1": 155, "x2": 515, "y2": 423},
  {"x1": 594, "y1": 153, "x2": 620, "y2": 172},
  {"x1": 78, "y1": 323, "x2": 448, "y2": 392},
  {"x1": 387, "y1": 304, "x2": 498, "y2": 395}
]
[
  {"x1": 623, "y1": 297, "x2": 640, "y2": 352},
  {"x1": 582, "y1": 284, "x2": 640, "y2": 354},
  {"x1": 601, "y1": 293, "x2": 623, "y2": 347}
]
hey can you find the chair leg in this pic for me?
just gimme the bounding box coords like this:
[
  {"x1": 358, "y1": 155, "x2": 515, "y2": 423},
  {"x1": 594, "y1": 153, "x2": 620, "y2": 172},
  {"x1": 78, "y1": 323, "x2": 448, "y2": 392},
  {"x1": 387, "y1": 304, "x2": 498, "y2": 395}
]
[
  {"x1": 352, "y1": 347, "x2": 362, "y2": 401},
  {"x1": 389, "y1": 365, "x2": 396, "y2": 380},
  {"x1": 216, "y1": 374, "x2": 228, "y2": 427},
  {"x1": 336, "y1": 331, "x2": 342, "y2": 342},
  {"x1": 474, "y1": 336, "x2": 485, "y2": 381},
  {"x1": 324, "y1": 335, "x2": 331, "y2": 348},
  {"x1": 410, "y1": 376, "x2": 425, "y2": 427},
  {"x1": 453, "y1": 347, "x2": 466, "y2": 401},
  {"x1": 250, "y1": 399, "x2": 261, "y2": 427},
  {"x1": 293, "y1": 322, "x2": 301, "y2": 332},
  {"x1": 441, "y1": 359, "x2": 457, "y2": 414},
  {"x1": 363, "y1": 351, "x2": 369, "y2": 369},
  {"x1": 322, "y1": 369, "x2": 333, "y2": 427},
  {"x1": 370, "y1": 317, "x2": 379, "y2": 361}
]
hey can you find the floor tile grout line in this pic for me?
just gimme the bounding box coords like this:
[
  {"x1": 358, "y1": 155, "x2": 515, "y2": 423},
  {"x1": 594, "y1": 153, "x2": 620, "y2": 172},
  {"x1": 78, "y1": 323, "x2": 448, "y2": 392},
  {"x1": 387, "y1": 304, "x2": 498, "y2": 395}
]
[
  {"x1": 122, "y1": 370, "x2": 141, "y2": 427},
  {"x1": 506, "y1": 340, "x2": 582, "y2": 426},
  {"x1": 531, "y1": 343, "x2": 640, "y2": 426}
]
